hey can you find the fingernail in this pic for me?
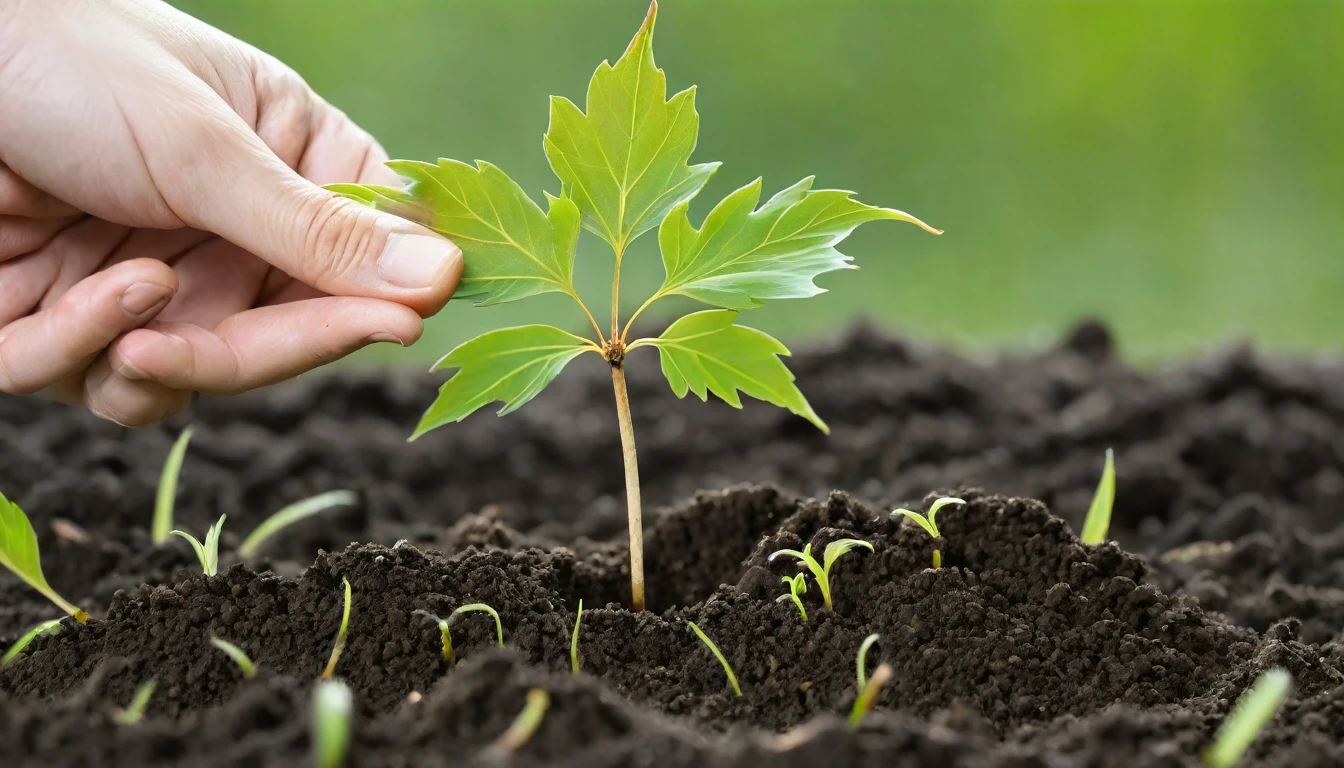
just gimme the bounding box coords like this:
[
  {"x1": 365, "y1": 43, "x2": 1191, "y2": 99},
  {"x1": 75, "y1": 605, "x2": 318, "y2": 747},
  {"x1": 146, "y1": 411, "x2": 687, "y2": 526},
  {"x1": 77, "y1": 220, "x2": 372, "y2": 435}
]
[
  {"x1": 366, "y1": 332, "x2": 407, "y2": 347},
  {"x1": 118, "y1": 282, "x2": 173, "y2": 317},
  {"x1": 378, "y1": 234, "x2": 462, "y2": 290}
]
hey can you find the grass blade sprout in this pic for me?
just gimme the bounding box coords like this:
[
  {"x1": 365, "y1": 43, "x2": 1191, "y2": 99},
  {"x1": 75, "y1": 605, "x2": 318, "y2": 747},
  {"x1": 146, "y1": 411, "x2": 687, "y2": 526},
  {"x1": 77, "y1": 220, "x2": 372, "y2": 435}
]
[
  {"x1": 238, "y1": 490, "x2": 358, "y2": 559},
  {"x1": 768, "y1": 538, "x2": 873, "y2": 611},
  {"x1": 848, "y1": 663, "x2": 892, "y2": 729},
  {"x1": 153, "y1": 426, "x2": 194, "y2": 544},
  {"x1": 0, "y1": 489, "x2": 88, "y2": 622},
  {"x1": 2, "y1": 618, "x2": 62, "y2": 665},
  {"x1": 171, "y1": 514, "x2": 226, "y2": 576},
  {"x1": 488, "y1": 688, "x2": 550, "y2": 756},
  {"x1": 571, "y1": 599, "x2": 583, "y2": 674},
  {"x1": 1080, "y1": 448, "x2": 1116, "y2": 545},
  {"x1": 113, "y1": 679, "x2": 156, "y2": 725},
  {"x1": 892, "y1": 497, "x2": 965, "y2": 568},
  {"x1": 312, "y1": 679, "x2": 353, "y2": 768},
  {"x1": 1204, "y1": 668, "x2": 1292, "y2": 768},
  {"x1": 321, "y1": 578, "x2": 353, "y2": 680},
  {"x1": 413, "y1": 610, "x2": 454, "y2": 664},
  {"x1": 452, "y1": 603, "x2": 504, "y2": 648},
  {"x1": 775, "y1": 574, "x2": 808, "y2": 621},
  {"x1": 688, "y1": 621, "x2": 742, "y2": 697},
  {"x1": 210, "y1": 636, "x2": 257, "y2": 678},
  {"x1": 856, "y1": 633, "x2": 880, "y2": 689}
]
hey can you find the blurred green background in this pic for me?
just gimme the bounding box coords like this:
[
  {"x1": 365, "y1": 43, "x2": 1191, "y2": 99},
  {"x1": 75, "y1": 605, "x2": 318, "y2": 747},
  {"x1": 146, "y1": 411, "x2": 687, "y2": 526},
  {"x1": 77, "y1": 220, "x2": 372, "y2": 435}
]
[{"x1": 176, "y1": 0, "x2": 1343, "y2": 365}]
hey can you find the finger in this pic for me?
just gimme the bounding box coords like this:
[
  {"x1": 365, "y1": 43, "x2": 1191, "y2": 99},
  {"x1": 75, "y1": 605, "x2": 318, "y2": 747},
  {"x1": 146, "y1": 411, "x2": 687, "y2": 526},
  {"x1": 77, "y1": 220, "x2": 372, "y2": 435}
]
[
  {"x1": 0, "y1": 258, "x2": 177, "y2": 395},
  {"x1": 108, "y1": 296, "x2": 422, "y2": 395},
  {"x1": 0, "y1": 162, "x2": 79, "y2": 218},
  {"x1": 76, "y1": 359, "x2": 193, "y2": 428},
  {"x1": 0, "y1": 214, "x2": 84, "y2": 263},
  {"x1": 149, "y1": 238, "x2": 268, "y2": 328}
]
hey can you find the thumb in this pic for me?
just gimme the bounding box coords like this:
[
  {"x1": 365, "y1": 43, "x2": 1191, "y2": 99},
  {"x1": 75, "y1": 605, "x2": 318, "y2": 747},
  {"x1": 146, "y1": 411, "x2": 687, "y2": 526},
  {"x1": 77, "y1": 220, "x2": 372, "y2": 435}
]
[{"x1": 170, "y1": 115, "x2": 462, "y2": 317}]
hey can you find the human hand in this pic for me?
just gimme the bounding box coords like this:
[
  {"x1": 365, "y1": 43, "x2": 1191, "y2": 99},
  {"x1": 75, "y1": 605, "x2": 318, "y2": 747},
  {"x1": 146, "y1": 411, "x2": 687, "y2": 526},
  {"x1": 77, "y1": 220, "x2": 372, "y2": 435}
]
[{"x1": 0, "y1": 0, "x2": 462, "y2": 425}]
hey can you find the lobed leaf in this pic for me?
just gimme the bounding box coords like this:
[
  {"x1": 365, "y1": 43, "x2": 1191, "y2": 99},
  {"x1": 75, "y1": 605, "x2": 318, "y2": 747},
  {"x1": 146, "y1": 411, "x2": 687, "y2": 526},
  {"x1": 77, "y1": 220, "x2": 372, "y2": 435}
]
[
  {"x1": 655, "y1": 176, "x2": 941, "y2": 311},
  {"x1": 413, "y1": 326, "x2": 599, "y2": 440},
  {"x1": 543, "y1": 1, "x2": 718, "y2": 253},
  {"x1": 0, "y1": 489, "x2": 86, "y2": 621},
  {"x1": 636, "y1": 310, "x2": 826, "y2": 432},
  {"x1": 331, "y1": 161, "x2": 583, "y2": 307},
  {"x1": 1080, "y1": 449, "x2": 1115, "y2": 545}
]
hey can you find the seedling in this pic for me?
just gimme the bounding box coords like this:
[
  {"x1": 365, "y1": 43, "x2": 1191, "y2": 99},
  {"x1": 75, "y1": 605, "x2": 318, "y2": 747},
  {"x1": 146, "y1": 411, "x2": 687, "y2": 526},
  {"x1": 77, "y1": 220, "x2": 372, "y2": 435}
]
[
  {"x1": 171, "y1": 514, "x2": 226, "y2": 576},
  {"x1": 0, "y1": 489, "x2": 88, "y2": 622},
  {"x1": 451, "y1": 603, "x2": 505, "y2": 648},
  {"x1": 312, "y1": 679, "x2": 353, "y2": 768},
  {"x1": 487, "y1": 689, "x2": 550, "y2": 756},
  {"x1": 237, "y1": 490, "x2": 358, "y2": 559},
  {"x1": 153, "y1": 426, "x2": 193, "y2": 544},
  {"x1": 1204, "y1": 668, "x2": 1292, "y2": 768},
  {"x1": 687, "y1": 621, "x2": 742, "y2": 697},
  {"x1": 856, "y1": 633, "x2": 880, "y2": 689},
  {"x1": 331, "y1": 0, "x2": 939, "y2": 612},
  {"x1": 413, "y1": 610, "x2": 455, "y2": 664},
  {"x1": 112, "y1": 679, "x2": 156, "y2": 725},
  {"x1": 892, "y1": 497, "x2": 966, "y2": 568},
  {"x1": 210, "y1": 636, "x2": 257, "y2": 678},
  {"x1": 2, "y1": 618, "x2": 62, "y2": 665},
  {"x1": 775, "y1": 574, "x2": 808, "y2": 622},
  {"x1": 570, "y1": 599, "x2": 583, "y2": 674},
  {"x1": 768, "y1": 539, "x2": 874, "y2": 611},
  {"x1": 321, "y1": 578, "x2": 353, "y2": 680},
  {"x1": 848, "y1": 663, "x2": 892, "y2": 729},
  {"x1": 1080, "y1": 448, "x2": 1116, "y2": 545}
]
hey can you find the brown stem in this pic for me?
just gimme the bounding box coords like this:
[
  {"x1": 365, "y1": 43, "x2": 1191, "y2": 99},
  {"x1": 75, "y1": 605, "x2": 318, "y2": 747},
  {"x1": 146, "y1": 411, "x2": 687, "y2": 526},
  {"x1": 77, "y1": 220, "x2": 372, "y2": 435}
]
[{"x1": 610, "y1": 365, "x2": 646, "y2": 611}]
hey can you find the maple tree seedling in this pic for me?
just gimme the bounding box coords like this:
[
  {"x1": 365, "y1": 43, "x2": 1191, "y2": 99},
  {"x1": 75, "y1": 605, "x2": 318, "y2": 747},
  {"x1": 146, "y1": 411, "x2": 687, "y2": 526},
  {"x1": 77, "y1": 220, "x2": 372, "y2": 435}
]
[
  {"x1": 892, "y1": 497, "x2": 965, "y2": 568},
  {"x1": 330, "y1": 0, "x2": 939, "y2": 612},
  {"x1": 776, "y1": 573, "x2": 809, "y2": 622},
  {"x1": 768, "y1": 538, "x2": 873, "y2": 611}
]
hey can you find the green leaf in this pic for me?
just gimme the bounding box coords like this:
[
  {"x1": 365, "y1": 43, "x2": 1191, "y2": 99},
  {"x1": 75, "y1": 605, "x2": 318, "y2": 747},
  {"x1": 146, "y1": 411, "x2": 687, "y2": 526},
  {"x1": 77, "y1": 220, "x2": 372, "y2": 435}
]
[
  {"x1": 312, "y1": 680, "x2": 353, "y2": 768},
  {"x1": 893, "y1": 509, "x2": 939, "y2": 539},
  {"x1": 452, "y1": 603, "x2": 505, "y2": 648},
  {"x1": 926, "y1": 497, "x2": 966, "y2": 535},
  {"x1": 636, "y1": 310, "x2": 826, "y2": 432},
  {"x1": 822, "y1": 538, "x2": 873, "y2": 574},
  {"x1": 413, "y1": 325, "x2": 598, "y2": 440},
  {"x1": 210, "y1": 636, "x2": 257, "y2": 678},
  {"x1": 238, "y1": 490, "x2": 357, "y2": 559},
  {"x1": 203, "y1": 514, "x2": 225, "y2": 576},
  {"x1": 543, "y1": 1, "x2": 719, "y2": 253},
  {"x1": 2, "y1": 618, "x2": 62, "y2": 665},
  {"x1": 331, "y1": 160, "x2": 583, "y2": 307},
  {"x1": 322, "y1": 577, "x2": 353, "y2": 680},
  {"x1": 153, "y1": 426, "x2": 193, "y2": 545},
  {"x1": 171, "y1": 530, "x2": 208, "y2": 573},
  {"x1": 113, "y1": 680, "x2": 156, "y2": 726},
  {"x1": 1080, "y1": 449, "x2": 1116, "y2": 545},
  {"x1": 0, "y1": 489, "x2": 86, "y2": 621},
  {"x1": 1205, "y1": 668, "x2": 1292, "y2": 768},
  {"x1": 655, "y1": 176, "x2": 941, "y2": 311}
]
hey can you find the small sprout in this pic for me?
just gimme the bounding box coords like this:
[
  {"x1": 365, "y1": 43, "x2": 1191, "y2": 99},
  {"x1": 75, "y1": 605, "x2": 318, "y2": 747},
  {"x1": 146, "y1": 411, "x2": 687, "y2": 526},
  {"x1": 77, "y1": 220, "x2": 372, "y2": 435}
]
[
  {"x1": 687, "y1": 621, "x2": 742, "y2": 697},
  {"x1": 2, "y1": 618, "x2": 62, "y2": 665},
  {"x1": 312, "y1": 679, "x2": 353, "y2": 768},
  {"x1": 452, "y1": 603, "x2": 504, "y2": 648},
  {"x1": 570, "y1": 599, "x2": 583, "y2": 674},
  {"x1": 1080, "y1": 448, "x2": 1116, "y2": 545},
  {"x1": 892, "y1": 497, "x2": 965, "y2": 568},
  {"x1": 768, "y1": 538, "x2": 874, "y2": 611},
  {"x1": 775, "y1": 573, "x2": 808, "y2": 622},
  {"x1": 238, "y1": 490, "x2": 358, "y2": 559},
  {"x1": 848, "y1": 663, "x2": 893, "y2": 729},
  {"x1": 0, "y1": 489, "x2": 88, "y2": 622},
  {"x1": 487, "y1": 688, "x2": 550, "y2": 756},
  {"x1": 1204, "y1": 668, "x2": 1292, "y2": 768},
  {"x1": 856, "y1": 633, "x2": 880, "y2": 689},
  {"x1": 210, "y1": 635, "x2": 257, "y2": 678},
  {"x1": 153, "y1": 426, "x2": 194, "y2": 544},
  {"x1": 321, "y1": 578, "x2": 353, "y2": 680},
  {"x1": 171, "y1": 514, "x2": 226, "y2": 576},
  {"x1": 112, "y1": 679, "x2": 156, "y2": 725},
  {"x1": 413, "y1": 610, "x2": 455, "y2": 664}
]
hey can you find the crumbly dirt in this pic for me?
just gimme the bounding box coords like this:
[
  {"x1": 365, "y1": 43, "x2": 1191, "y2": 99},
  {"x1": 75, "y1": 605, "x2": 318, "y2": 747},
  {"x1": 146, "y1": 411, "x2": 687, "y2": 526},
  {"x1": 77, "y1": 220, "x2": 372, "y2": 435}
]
[{"x1": 2, "y1": 320, "x2": 1343, "y2": 767}]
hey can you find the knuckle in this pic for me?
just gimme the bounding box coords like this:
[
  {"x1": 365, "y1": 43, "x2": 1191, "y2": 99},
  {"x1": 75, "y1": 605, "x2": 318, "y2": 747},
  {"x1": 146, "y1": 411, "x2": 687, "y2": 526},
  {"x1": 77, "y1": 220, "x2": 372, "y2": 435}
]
[{"x1": 300, "y1": 193, "x2": 387, "y2": 288}]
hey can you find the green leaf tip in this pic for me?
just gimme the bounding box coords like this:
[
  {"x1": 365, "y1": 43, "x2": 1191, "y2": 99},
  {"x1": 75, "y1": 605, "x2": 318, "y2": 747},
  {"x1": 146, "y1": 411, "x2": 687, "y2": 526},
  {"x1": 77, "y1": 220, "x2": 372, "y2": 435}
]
[
  {"x1": 153, "y1": 426, "x2": 193, "y2": 545},
  {"x1": 2, "y1": 618, "x2": 62, "y2": 665},
  {"x1": 452, "y1": 603, "x2": 505, "y2": 648},
  {"x1": 1204, "y1": 668, "x2": 1292, "y2": 768},
  {"x1": 0, "y1": 488, "x2": 87, "y2": 621},
  {"x1": 171, "y1": 513, "x2": 225, "y2": 577},
  {"x1": 687, "y1": 621, "x2": 742, "y2": 697},
  {"x1": 1080, "y1": 448, "x2": 1116, "y2": 545},
  {"x1": 322, "y1": 577, "x2": 353, "y2": 680},
  {"x1": 113, "y1": 680, "x2": 156, "y2": 726},
  {"x1": 238, "y1": 490, "x2": 357, "y2": 559},
  {"x1": 210, "y1": 636, "x2": 257, "y2": 678}
]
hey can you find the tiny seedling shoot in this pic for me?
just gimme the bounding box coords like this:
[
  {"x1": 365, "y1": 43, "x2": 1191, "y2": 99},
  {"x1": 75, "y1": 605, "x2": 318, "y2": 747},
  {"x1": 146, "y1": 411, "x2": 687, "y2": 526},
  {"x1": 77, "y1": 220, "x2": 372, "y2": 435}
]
[
  {"x1": 331, "y1": 0, "x2": 939, "y2": 611},
  {"x1": 687, "y1": 621, "x2": 742, "y2": 697},
  {"x1": 776, "y1": 573, "x2": 808, "y2": 622},
  {"x1": 413, "y1": 610, "x2": 456, "y2": 664},
  {"x1": 856, "y1": 633, "x2": 881, "y2": 689},
  {"x1": 570, "y1": 599, "x2": 583, "y2": 674},
  {"x1": 321, "y1": 578, "x2": 353, "y2": 680},
  {"x1": 0, "y1": 488, "x2": 88, "y2": 623},
  {"x1": 488, "y1": 689, "x2": 551, "y2": 757},
  {"x1": 2, "y1": 618, "x2": 61, "y2": 665},
  {"x1": 210, "y1": 636, "x2": 258, "y2": 679},
  {"x1": 1203, "y1": 668, "x2": 1292, "y2": 768},
  {"x1": 112, "y1": 680, "x2": 156, "y2": 726},
  {"x1": 171, "y1": 514, "x2": 226, "y2": 576},
  {"x1": 238, "y1": 490, "x2": 358, "y2": 559},
  {"x1": 768, "y1": 538, "x2": 873, "y2": 611},
  {"x1": 849, "y1": 663, "x2": 893, "y2": 729},
  {"x1": 313, "y1": 679, "x2": 353, "y2": 768},
  {"x1": 1080, "y1": 448, "x2": 1116, "y2": 545},
  {"x1": 153, "y1": 426, "x2": 193, "y2": 544},
  {"x1": 451, "y1": 603, "x2": 505, "y2": 649},
  {"x1": 892, "y1": 497, "x2": 965, "y2": 568}
]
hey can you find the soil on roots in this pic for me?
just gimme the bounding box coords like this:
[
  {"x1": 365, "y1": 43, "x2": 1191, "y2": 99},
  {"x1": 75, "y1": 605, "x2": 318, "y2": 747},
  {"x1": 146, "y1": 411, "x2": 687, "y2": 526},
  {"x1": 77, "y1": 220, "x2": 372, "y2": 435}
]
[{"x1": 2, "y1": 320, "x2": 1344, "y2": 767}]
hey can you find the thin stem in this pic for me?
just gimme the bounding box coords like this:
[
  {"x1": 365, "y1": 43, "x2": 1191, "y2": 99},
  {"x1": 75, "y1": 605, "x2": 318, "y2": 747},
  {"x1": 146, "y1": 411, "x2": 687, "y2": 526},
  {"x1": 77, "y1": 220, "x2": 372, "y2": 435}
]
[
  {"x1": 611, "y1": 366, "x2": 646, "y2": 611},
  {"x1": 610, "y1": 259, "x2": 623, "y2": 338},
  {"x1": 621, "y1": 291, "x2": 663, "y2": 344},
  {"x1": 567, "y1": 290, "x2": 606, "y2": 344}
]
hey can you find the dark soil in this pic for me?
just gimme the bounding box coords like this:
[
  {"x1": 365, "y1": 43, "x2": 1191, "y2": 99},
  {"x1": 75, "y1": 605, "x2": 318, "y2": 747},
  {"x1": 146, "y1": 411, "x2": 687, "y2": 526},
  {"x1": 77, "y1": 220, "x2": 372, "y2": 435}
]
[{"x1": 2, "y1": 320, "x2": 1344, "y2": 767}]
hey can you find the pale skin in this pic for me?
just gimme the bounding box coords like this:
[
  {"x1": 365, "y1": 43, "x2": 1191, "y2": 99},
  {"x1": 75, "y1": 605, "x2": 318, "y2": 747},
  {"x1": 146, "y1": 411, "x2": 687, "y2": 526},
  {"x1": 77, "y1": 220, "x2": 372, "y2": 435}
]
[{"x1": 0, "y1": 0, "x2": 463, "y2": 426}]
